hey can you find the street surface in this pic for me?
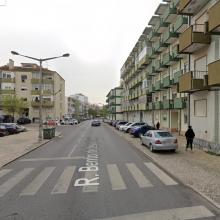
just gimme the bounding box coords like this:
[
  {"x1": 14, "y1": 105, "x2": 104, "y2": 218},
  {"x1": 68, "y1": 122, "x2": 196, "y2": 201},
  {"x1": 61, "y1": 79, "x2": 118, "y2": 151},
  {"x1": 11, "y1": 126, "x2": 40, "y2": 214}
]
[{"x1": 0, "y1": 121, "x2": 219, "y2": 220}]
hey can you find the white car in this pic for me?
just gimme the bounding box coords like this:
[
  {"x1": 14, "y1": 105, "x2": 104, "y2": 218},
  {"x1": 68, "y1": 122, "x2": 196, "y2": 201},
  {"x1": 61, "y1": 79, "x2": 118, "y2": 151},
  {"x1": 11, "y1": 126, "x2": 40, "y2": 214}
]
[
  {"x1": 119, "y1": 122, "x2": 132, "y2": 131},
  {"x1": 124, "y1": 122, "x2": 145, "y2": 133}
]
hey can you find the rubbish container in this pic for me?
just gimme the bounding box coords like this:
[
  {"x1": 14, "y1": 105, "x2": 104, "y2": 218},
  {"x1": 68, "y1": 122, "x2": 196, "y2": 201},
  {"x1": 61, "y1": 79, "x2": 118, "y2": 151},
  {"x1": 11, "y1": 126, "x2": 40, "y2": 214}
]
[
  {"x1": 51, "y1": 127, "x2": 56, "y2": 137},
  {"x1": 43, "y1": 128, "x2": 54, "y2": 139}
]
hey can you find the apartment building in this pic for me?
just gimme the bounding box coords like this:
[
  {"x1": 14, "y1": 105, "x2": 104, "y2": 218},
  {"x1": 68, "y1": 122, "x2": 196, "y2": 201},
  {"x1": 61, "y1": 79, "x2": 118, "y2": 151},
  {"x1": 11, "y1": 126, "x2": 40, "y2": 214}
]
[
  {"x1": 0, "y1": 60, "x2": 65, "y2": 121},
  {"x1": 120, "y1": 0, "x2": 220, "y2": 150},
  {"x1": 106, "y1": 87, "x2": 123, "y2": 120}
]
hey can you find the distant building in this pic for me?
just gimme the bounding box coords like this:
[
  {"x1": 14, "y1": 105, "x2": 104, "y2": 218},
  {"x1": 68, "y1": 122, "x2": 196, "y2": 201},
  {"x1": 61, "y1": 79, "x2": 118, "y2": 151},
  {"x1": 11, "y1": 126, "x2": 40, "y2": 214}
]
[
  {"x1": 0, "y1": 59, "x2": 65, "y2": 121},
  {"x1": 106, "y1": 87, "x2": 123, "y2": 120}
]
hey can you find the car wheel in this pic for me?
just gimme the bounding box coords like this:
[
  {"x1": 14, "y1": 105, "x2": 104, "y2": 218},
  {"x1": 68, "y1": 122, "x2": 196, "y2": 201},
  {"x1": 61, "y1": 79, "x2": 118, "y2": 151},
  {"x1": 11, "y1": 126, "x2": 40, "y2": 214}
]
[
  {"x1": 150, "y1": 144, "x2": 154, "y2": 152},
  {"x1": 171, "y1": 149, "x2": 176, "y2": 153}
]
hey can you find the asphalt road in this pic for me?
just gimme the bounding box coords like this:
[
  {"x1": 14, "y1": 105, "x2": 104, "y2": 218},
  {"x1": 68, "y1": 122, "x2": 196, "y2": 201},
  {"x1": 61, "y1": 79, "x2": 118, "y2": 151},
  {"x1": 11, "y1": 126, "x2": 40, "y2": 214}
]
[{"x1": 0, "y1": 121, "x2": 219, "y2": 220}]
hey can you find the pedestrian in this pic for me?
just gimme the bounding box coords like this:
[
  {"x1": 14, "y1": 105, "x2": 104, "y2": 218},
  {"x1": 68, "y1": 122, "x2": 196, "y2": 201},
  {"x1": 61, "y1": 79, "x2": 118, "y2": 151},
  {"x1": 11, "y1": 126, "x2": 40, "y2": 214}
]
[
  {"x1": 156, "y1": 121, "x2": 160, "y2": 130},
  {"x1": 185, "y1": 126, "x2": 195, "y2": 151}
]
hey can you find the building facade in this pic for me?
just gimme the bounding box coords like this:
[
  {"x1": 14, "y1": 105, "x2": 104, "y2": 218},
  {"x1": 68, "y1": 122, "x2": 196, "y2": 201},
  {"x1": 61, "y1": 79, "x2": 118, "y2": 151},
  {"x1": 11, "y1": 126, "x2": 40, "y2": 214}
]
[
  {"x1": 0, "y1": 60, "x2": 65, "y2": 121},
  {"x1": 120, "y1": 0, "x2": 220, "y2": 151},
  {"x1": 106, "y1": 87, "x2": 123, "y2": 120}
]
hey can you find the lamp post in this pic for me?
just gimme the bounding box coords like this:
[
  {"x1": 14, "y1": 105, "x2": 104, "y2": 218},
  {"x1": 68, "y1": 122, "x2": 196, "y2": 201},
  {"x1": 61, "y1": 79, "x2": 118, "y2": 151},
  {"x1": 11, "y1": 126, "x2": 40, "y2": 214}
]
[
  {"x1": 54, "y1": 89, "x2": 61, "y2": 120},
  {"x1": 11, "y1": 51, "x2": 70, "y2": 141}
]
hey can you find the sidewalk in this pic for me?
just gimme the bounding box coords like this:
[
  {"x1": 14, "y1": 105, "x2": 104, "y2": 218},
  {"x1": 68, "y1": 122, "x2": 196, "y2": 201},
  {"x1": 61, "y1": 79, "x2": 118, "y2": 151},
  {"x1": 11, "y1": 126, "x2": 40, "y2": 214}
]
[
  {"x1": 0, "y1": 124, "x2": 58, "y2": 168},
  {"x1": 107, "y1": 124, "x2": 220, "y2": 208}
]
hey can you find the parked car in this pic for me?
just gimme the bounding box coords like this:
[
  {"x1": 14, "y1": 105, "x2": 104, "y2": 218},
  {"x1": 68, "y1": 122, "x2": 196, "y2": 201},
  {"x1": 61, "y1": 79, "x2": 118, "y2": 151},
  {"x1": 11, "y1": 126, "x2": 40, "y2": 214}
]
[
  {"x1": 119, "y1": 122, "x2": 132, "y2": 131},
  {"x1": 124, "y1": 122, "x2": 145, "y2": 133},
  {"x1": 140, "y1": 130, "x2": 178, "y2": 152},
  {"x1": 0, "y1": 115, "x2": 14, "y2": 123},
  {"x1": 0, "y1": 123, "x2": 19, "y2": 134},
  {"x1": 17, "y1": 117, "x2": 31, "y2": 125},
  {"x1": 0, "y1": 125, "x2": 9, "y2": 136},
  {"x1": 112, "y1": 120, "x2": 119, "y2": 127},
  {"x1": 115, "y1": 121, "x2": 128, "y2": 129},
  {"x1": 91, "y1": 120, "x2": 101, "y2": 126},
  {"x1": 130, "y1": 124, "x2": 155, "y2": 137}
]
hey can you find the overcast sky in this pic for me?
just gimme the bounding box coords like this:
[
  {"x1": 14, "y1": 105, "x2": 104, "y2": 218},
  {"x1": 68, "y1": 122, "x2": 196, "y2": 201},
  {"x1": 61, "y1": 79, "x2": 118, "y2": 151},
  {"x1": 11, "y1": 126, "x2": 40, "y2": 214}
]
[{"x1": 0, "y1": 0, "x2": 161, "y2": 104}]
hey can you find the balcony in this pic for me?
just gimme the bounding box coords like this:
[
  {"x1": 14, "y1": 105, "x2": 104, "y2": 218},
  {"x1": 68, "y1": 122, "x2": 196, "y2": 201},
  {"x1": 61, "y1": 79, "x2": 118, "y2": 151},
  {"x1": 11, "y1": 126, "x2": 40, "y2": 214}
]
[
  {"x1": 155, "y1": 101, "x2": 163, "y2": 110},
  {"x1": 179, "y1": 25, "x2": 211, "y2": 54},
  {"x1": 31, "y1": 90, "x2": 53, "y2": 95},
  {"x1": 31, "y1": 78, "x2": 54, "y2": 84},
  {"x1": 172, "y1": 44, "x2": 183, "y2": 59},
  {"x1": 208, "y1": 0, "x2": 220, "y2": 33},
  {"x1": 154, "y1": 40, "x2": 169, "y2": 53},
  {"x1": 148, "y1": 29, "x2": 160, "y2": 42},
  {"x1": 162, "y1": 76, "x2": 174, "y2": 88},
  {"x1": 148, "y1": 102, "x2": 154, "y2": 110},
  {"x1": 149, "y1": 48, "x2": 158, "y2": 59},
  {"x1": 147, "y1": 63, "x2": 156, "y2": 76},
  {"x1": 155, "y1": 19, "x2": 169, "y2": 34},
  {"x1": 208, "y1": 59, "x2": 220, "y2": 86},
  {"x1": 173, "y1": 15, "x2": 188, "y2": 33},
  {"x1": 0, "y1": 89, "x2": 15, "y2": 95},
  {"x1": 173, "y1": 70, "x2": 183, "y2": 84},
  {"x1": 163, "y1": 5, "x2": 177, "y2": 23},
  {"x1": 163, "y1": 100, "x2": 174, "y2": 109},
  {"x1": 138, "y1": 55, "x2": 150, "y2": 69},
  {"x1": 154, "y1": 81, "x2": 162, "y2": 91},
  {"x1": 162, "y1": 52, "x2": 179, "y2": 66},
  {"x1": 173, "y1": 98, "x2": 187, "y2": 109},
  {"x1": 178, "y1": 0, "x2": 209, "y2": 15},
  {"x1": 162, "y1": 29, "x2": 178, "y2": 44},
  {"x1": 178, "y1": 70, "x2": 208, "y2": 93},
  {"x1": 0, "y1": 78, "x2": 15, "y2": 83},
  {"x1": 148, "y1": 84, "x2": 155, "y2": 93},
  {"x1": 31, "y1": 101, "x2": 54, "y2": 108}
]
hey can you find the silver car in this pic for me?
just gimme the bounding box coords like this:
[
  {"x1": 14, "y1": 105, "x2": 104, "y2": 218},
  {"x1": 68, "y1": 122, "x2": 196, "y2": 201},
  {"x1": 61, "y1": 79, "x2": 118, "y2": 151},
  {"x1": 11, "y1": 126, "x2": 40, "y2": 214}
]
[{"x1": 140, "y1": 130, "x2": 178, "y2": 152}]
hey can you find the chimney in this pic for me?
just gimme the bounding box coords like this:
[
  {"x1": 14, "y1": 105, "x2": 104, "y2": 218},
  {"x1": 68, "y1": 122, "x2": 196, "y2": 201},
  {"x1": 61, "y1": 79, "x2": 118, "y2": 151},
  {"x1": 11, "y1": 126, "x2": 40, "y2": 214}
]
[{"x1": 8, "y1": 59, "x2": 14, "y2": 70}]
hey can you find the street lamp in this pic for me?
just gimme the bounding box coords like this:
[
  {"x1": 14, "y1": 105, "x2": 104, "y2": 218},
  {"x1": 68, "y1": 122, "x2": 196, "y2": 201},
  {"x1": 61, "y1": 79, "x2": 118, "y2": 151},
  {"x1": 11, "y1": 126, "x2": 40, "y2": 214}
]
[
  {"x1": 11, "y1": 51, "x2": 70, "y2": 141},
  {"x1": 54, "y1": 89, "x2": 61, "y2": 120}
]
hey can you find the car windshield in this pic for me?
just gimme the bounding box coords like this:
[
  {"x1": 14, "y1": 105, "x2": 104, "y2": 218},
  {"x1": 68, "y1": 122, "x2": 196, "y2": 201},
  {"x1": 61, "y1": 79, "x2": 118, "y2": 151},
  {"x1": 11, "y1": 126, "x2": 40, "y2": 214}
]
[{"x1": 155, "y1": 132, "x2": 173, "y2": 138}]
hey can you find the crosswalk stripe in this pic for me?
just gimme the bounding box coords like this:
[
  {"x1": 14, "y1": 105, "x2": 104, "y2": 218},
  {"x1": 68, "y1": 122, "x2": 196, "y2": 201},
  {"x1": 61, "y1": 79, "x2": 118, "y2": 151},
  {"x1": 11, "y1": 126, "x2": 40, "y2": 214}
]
[
  {"x1": 51, "y1": 166, "x2": 75, "y2": 194},
  {"x1": 126, "y1": 163, "x2": 153, "y2": 188},
  {"x1": 0, "y1": 168, "x2": 34, "y2": 197},
  {"x1": 0, "y1": 169, "x2": 12, "y2": 178},
  {"x1": 144, "y1": 162, "x2": 178, "y2": 186},
  {"x1": 107, "y1": 164, "x2": 127, "y2": 190},
  {"x1": 82, "y1": 171, "x2": 99, "y2": 193},
  {"x1": 20, "y1": 167, "x2": 55, "y2": 196},
  {"x1": 95, "y1": 205, "x2": 215, "y2": 220}
]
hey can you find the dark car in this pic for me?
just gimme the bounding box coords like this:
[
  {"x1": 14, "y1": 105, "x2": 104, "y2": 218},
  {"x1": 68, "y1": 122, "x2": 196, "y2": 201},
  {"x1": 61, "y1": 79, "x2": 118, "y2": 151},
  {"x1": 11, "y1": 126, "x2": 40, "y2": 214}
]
[
  {"x1": 130, "y1": 124, "x2": 156, "y2": 137},
  {"x1": 0, "y1": 125, "x2": 9, "y2": 137},
  {"x1": 17, "y1": 117, "x2": 31, "y2": 125},
  {"x1": 0, "y1": 123, "x2": 19, "y2": 135},
  {"x1": 91, "y1": 120, "x2": 101, "y2": 126}
]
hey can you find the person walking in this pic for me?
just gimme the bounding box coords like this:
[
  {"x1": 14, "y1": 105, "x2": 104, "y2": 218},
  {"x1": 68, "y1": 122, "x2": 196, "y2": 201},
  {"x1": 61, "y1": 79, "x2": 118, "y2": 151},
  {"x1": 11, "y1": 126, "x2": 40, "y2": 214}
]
[
  {"x1": 185, "y1": 126, "x2": 195, "y2": 151},
  {"x1": 156, "y1": 121, "x2": 160, "y2": 130}
]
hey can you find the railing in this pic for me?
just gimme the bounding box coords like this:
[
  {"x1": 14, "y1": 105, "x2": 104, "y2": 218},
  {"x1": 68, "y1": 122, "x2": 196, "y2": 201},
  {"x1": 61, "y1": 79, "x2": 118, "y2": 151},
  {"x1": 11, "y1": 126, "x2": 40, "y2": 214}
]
[
  {"x1": 192, "y1": 70, "x2": 208, "y2": 79},
  {"x1": 192, "y1": 24, "x2": 205, "y2": 32}
]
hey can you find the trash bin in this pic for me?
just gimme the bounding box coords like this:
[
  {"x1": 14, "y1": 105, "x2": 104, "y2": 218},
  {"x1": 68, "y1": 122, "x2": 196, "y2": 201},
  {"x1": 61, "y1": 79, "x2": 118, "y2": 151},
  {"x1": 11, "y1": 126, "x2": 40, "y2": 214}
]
[
  {"x1": 43, "y1": 128, "x2": 53, "y2": 139},
  {"x1": 51, "y1": 127, "x2": 56, "y2": 137}
]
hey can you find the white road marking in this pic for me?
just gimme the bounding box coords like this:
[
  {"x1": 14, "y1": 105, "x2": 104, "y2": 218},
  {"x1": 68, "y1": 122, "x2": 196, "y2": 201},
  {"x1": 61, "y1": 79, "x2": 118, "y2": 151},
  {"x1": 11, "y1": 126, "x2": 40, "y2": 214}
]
[
  {"x1": 20, "y1": 167, "x2": 55, "y2": 196},
  {"x1": 107, "y1": 164, "x2": 127, "y2": 190},
  {"x1": 0, "y1": 168, "x2": 34, "y2": 197},
  {"x1": 126, "y1": 163, "x2": 153, "y2": 188},
  {"x1": 19, "y1": 157, "x2": 85, "y2": 162},
  {"x1": 0, "y1": 169, "x2": 12, "y2": 178},
  {"x1": 82, "y1": 171, "x2": 99, "y2": 193},
  {"x1": 95, "y1": 205, "x2": 215, "y2": 220},
  {"x1": 67, "y1": 145, "x2": 78, "y2": 157},
  {"x1": 144, "y1": 162, "x2": 178, "y2": 186},
  {"x1": 51, "y1": 166, "x2": 75, "y2": 194}
]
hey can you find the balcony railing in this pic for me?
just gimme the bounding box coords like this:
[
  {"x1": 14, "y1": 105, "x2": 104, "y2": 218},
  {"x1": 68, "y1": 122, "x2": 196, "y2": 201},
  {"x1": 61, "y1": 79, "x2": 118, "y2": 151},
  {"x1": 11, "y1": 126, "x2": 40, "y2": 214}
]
[
  {"x1": 148, "y1": 29, "x2": 160, "y2": 42},
  {"x1": 162, "y1": 76, "x2": 174, "y2": 88},
  {"x1": 173, "y1": 70, "x2": 183, "y2": 84},
  {"x1": 31, "y1": 78, "x2": 54, "y2": 84},
  {"x1": 163, "y1": 5, "x2": 177, "y2": 23},
  {"x1": 155, "y1": 101, "x2": 163, "y2": 110},
  {"x1": 178, "y1": 0, "x2": 209, "y2": 15},
  {"x1": 148, "y1": 102, "x2": 154, "y2": 110},
  {"x1": 154, "y1": 81, "x2": 162, "y2": 91},
  {"x1": 163, "y1": 100, "x2": 174, "y2": 109},
  {"x1": 31, "y1": 101, "x2": 54, "y2": 108},
  {"x1": 0, "y1": 89, "x2": 15, "y2": 95},
  {"x1": 155, "y1": 19, "x2": 169, "y2": 34},
  {"x1": 162, "y1": 28, "x2": 178, "y2": 44},
  {"x1": 208, "y1": 0, "x2": 220, "y2": 33},
  {"x1": 173, "y1": 97, "x2": 187, "y2": 109},
  {"x1": 178, "y1": 70, "x2": 208, "y2": 93},
  {"x1": 173, "y1": 15, "x2": 188, "y2": 33},
  {"x1": 179, "y1": 25, "x2": 211, "y2": 53},
  {"x1": 0, "y1": 78, "x2": 15, "y2": 83},
  {"x1": 208, "y1": 59, "x2": 220, "y2": 86},
  {"x1": 31, "y1": 90, "x2": 53, "y2": 95}
]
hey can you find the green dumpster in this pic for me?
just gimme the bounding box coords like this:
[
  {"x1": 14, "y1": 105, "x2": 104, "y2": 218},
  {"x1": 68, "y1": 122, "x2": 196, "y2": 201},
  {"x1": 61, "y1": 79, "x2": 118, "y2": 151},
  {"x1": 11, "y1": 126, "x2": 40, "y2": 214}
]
[
  {"x1": 51, "y1": 127, "x2": 56, "y2": 137},
  {"x1": 43, "y1": 128, "x2": 54, "y2": 139}
]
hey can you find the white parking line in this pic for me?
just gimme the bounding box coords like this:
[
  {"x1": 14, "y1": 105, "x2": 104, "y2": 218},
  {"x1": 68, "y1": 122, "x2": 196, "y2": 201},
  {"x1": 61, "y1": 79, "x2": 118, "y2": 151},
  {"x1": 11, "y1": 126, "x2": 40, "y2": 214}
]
[
  {"x1": 126, "y1": 163, "x2": 153, "y2": 188},
  {"x1": 0, "y1": 168, "x2": 34, "y2": 197},
  {"x1": 20, "y1": 167, "x2": 55, "y2": 196},
  {"x1": 107, "y1": 164, "x2": 127, "y2": 190},
  {"x1": 19, "y1": 157, "x2": 85, "y2": 162},
  {"x1": 144, "y1": 162, "x2": 178, "y2": 186},
  {"x1": 51, "y1": 166, "x2": 75, "y2": 194},
  {"x1": 95, "y1": 205, "x2": 215, "y2": 220}
]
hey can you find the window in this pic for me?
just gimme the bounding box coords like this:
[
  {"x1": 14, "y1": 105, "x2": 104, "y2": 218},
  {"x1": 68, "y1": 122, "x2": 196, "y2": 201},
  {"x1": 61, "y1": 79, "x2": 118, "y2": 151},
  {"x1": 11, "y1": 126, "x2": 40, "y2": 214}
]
[
  {"x1": 194, "y1": 99, "x2": 207, "y2": 117},
  {"x1": 21, "y1": 75, "x2": 27, "y2": 82},
  {"x1": 21, "y1": 87, "x2": 28, "y2": 91}
]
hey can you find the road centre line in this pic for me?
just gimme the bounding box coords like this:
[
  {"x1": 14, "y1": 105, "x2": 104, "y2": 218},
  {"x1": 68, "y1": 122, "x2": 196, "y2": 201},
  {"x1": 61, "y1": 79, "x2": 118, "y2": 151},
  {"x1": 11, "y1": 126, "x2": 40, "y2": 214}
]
[
  {"x1": 95, "y1": 205, "x2": 215, "y2": 220},
  {"x1": 19, "y1": 157, "x2": 85, "y2": 162}
]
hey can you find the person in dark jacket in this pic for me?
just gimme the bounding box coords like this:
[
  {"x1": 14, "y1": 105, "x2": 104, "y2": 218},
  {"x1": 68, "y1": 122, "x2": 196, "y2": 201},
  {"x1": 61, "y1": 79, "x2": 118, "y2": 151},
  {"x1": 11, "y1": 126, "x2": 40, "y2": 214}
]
[
  {"x1": 185, "y1": 126, "x2": 195, "y2": 151},
  {"x1": 156, "y1": 121, "x2": 160, "y2": 130}
]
